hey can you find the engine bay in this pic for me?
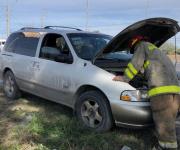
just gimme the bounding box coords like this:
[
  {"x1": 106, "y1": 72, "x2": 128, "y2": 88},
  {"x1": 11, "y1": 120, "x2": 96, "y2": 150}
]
[{"x1": 94, "y1": 56, "x2": 148, "y2": 89}]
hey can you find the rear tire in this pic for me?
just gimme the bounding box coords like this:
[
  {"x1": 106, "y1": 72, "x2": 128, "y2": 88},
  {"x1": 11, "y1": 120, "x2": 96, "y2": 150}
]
[
  {"x1": 3, "y1": 71, "x2": 21, "y2": 100},
  {"x1": 75, "y1": 90, "x2": 113, "y2": 132}
]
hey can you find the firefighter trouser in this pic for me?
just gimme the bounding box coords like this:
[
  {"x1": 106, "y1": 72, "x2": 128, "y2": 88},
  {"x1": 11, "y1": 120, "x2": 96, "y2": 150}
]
[{"x1": 150, "y1": 94, "x2": 180, "y2": 149}]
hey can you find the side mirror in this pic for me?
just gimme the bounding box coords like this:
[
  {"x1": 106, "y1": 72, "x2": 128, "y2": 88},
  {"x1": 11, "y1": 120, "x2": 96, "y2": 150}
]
[{"x1": 55, "y1": 54, "x2": 73, "y2": 64}]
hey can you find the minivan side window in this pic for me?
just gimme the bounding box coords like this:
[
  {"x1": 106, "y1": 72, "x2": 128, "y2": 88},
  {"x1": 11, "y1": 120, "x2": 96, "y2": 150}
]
[
  {"x1": 4, "y1": 33, "x2": 20, "y2": 52},
  {"x1": 4, "y1": 32, "x2": 40, "y2": 57},
  {"x1": 39, "y1": 33, "x2": 73, "y2": 64}
]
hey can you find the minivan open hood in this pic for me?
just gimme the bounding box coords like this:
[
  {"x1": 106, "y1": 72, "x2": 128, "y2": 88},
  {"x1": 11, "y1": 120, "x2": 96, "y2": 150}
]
[{"x1": 94, "y1": 17, "x2": 180, "y2": 61}]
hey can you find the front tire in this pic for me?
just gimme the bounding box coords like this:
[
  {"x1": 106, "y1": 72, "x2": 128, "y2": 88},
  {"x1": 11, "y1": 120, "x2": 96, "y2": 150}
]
[
  {"x1": 3, "y1": 71, "x2": 21, "y2": 100},
  {"x1": 75, "y1": 90, "x2": 113, "y2": 132}
]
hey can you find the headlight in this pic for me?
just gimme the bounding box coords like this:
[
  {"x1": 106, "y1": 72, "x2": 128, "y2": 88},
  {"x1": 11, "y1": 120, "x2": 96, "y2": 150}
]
[{"x1": 120, "y1": 90, "x2": 148, "y2": 102}]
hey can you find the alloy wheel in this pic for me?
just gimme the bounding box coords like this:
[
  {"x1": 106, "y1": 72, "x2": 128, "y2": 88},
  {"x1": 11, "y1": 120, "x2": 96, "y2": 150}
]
[
  {"x1": 4, "y1": 75, "x2": 15, "y2": 97},
  {"x1": 81, "y1": 99, "x2": 103, "y2": 128}
]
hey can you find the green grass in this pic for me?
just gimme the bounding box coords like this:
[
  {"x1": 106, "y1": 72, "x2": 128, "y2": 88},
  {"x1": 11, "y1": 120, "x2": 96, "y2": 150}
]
[{"x1": 0, "y1": 92, "x2": 155, "y2": 150}]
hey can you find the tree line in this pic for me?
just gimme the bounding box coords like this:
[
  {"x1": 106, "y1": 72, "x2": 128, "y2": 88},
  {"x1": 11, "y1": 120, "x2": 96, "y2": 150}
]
[{"x1": 160, "y1": 42, "x2": 180, "y2": 55}]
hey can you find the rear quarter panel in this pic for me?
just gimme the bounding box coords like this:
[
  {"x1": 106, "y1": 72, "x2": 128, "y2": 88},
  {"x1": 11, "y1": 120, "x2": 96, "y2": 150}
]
[{"x1": 0, "y1": 52, "x2": 15, "y2": 81}]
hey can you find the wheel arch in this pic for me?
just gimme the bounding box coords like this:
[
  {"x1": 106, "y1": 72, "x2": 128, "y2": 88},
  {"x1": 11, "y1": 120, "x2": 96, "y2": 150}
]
[
  {"x1": 3, "y1": 67, "x2": 13, "y2": 78},
  {"x1": 74, "y1": 85, "x2": 114, "y2": 121}
]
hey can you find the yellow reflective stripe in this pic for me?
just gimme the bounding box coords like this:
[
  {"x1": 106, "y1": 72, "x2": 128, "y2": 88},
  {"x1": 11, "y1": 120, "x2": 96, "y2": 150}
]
[
  {"x1": 159, "y1": 141, "x2": 178, "y2": 149},
  {"x1": 148, "y1": 43, "x2": 159, "y2": 51},
  {"x1": 143, "y1": 60, "x2": 150, "y2": 69},
  {"x1": 148, "y1": 85, "x2": 180, "y2": 97},
  {"x1": 127, "y1": 63, "x2": 138, "y2": 75},
  {"x1": 125, "y1": 68, "x2": 134, "y2": 80}
]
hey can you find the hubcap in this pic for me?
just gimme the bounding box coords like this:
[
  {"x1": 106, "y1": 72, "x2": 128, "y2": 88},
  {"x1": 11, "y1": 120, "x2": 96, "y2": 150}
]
[
  {"x1": 81, "y1": 100, "x2": 102, "y2": 128},
  {"x1": 4, "y1": 75, "x2": 14, "y2": 96}
]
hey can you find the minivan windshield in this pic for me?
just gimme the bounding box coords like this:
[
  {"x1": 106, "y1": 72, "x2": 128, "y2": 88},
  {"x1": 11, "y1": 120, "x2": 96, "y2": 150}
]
[{"x1": 68, "y1": 33, "x2": 112, "y2": 60}]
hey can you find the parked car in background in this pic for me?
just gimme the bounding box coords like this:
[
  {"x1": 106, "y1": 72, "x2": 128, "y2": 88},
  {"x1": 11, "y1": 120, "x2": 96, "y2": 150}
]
[
  {"x1": 0, "y1": 39, "x2": 6, "y2": 52},
  {"x1": 0, "y1": 18, "x2": 179, "y2": 131}
]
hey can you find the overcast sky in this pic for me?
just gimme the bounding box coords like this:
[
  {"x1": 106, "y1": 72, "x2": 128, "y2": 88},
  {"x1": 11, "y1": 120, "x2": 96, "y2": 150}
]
[{"x1": 0, "y1": 0, "x2": 180, "y2": 43}]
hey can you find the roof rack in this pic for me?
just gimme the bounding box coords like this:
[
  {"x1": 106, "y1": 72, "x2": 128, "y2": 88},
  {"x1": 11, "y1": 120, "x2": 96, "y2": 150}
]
[
  {"x1": 44, "y1": 26, "x2": 82, "y2": 31},
  {"x1": 20, "y1": 27, "x2": 43, "y2": 30}
]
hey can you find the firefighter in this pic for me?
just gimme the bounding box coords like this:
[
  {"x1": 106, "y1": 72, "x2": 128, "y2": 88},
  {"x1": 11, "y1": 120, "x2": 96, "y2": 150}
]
[{"x1": 113, "y1": 36, "x2": 180, "y2": 150}]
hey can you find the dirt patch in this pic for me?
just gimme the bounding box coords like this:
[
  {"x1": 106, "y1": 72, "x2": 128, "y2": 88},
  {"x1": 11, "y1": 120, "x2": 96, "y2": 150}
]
[{"x1": 168, "y1": 54, "x2": 180, "y2": 62}]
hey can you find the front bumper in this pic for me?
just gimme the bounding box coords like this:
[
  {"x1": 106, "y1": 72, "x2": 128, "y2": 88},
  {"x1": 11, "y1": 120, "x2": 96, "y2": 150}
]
[{"x1": 110, "y1": 100, "x2": 153, "y2": 128}]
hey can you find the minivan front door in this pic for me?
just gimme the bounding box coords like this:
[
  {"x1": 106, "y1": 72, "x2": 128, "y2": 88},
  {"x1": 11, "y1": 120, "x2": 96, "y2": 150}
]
[{"x1": 33, "y1": 33, "x2": 74, "y2": 107}]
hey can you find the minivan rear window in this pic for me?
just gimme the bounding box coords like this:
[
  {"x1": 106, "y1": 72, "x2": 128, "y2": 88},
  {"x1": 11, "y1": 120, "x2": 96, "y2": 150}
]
[{"x1": 4, "y1": 32, "x2": 40, "y2": 57}]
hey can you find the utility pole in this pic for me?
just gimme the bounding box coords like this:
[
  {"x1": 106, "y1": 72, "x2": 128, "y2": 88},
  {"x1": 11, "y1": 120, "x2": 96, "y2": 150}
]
[
  {"x1": 85, "y1": 0, "x2": 89, "y2": 31},
  {"x1": 41, "y1": 9, "x2": 47, "y2": 28},
  {"x1": 6, "y1": 1, "x2": 10, "y2": 38},
  {"x1": 145, "y1": 0, "x2": 149, "y2": 18},
  {"x1": 41, "y1": 14, "x2": 44, "y2": 28}
]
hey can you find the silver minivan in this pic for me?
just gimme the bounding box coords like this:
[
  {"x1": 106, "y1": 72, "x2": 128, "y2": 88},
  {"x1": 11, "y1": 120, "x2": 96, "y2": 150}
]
[{"x1": 0, "y1": 18, "x2": 179, "y2": 131}]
